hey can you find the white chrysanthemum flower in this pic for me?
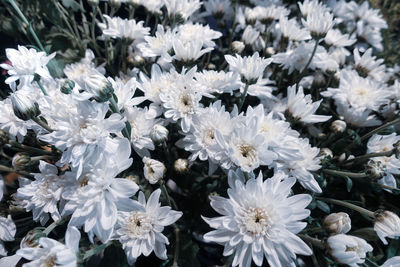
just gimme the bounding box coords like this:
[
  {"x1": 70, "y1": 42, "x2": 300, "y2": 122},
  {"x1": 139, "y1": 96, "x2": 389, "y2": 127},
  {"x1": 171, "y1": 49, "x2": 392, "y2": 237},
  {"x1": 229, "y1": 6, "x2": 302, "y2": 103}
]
[
  {"x1": 274, "y1": 137, "x2": 322, "y2": 193},
  {"x1": 63, "y1": 49, "x2": 105, "y2": 88},
  {"x1": 323, "y1": 212, "x2": 351, "y2": 234},
  {"x1": 138, "y1": 64, "x2": 172, "y2": 112},
  {"x1": 374, "y1": 210, "x2": 400, "y2": 245},
  {"x1": 115, "y1": 189, "x2": 182, "y2": 264},
  {"x1": 137, "y1": 25, "x2": 175, "y2": 58},
  {"x1": 321, "y1": 69, "x2": 391, "y2": 112},
  {"x1": 285, "y1": 85, "x2": 331, "y2": 124},
  {"x1": 0, "y1": 98, "x2": 31, "y2": 142},
  {"x1": 194, "y1": 70, "x2": 240, "y2": 94},
  {"x1": 355, "y1": 21, "x2": 384, "y2": 51},
  {"x1": 381, "y1": 256, "x2": 400, "y2": 267},
  {"x1": 176, "y1": 101, "x2": 233, "y2": 165},
  {"x1": 324, "y1": 29, "x2": 356, "y2": 48},
  {"x1": 279, "y1": 16, "x2": 311, "y2": 42},
  {"x1": 353, "y1": 1, "x2": 388, "y2": 31},
  {"x1": 164, "y1": 0, "x2": 201, "y2": 20},
  {"x1": 141, "y1": 0, "x2": 164, "y2": 14},
  {"x1": 220, "y1": 117, "x2": 277, "y2": 172},
  {"x1": 62, "y1": 140, "x2": 139, "y2": 243},
  {"x1": 98, "y1": 15, "x2": 150, "y2": 41},
  {"x1": 225, "y1": 52, "x2": 272, "y2": 83},
  {"x1": 124, "y1": 106, "x2": 161, "y2": 157},
  {"x1": 367, "y1": 134, "x2": 400, "y2": 191},
  {"x1": 302, "y1": 11, "x2": 334, "y2": 38},
  {"x1": 0, "y1": 215, "x2": 16, "y2": 256},
  {"x1": 241, "y1": 25, "x2": 260, "y2": 46},
  {"x1": 16, "y1": 226, "x2": 80, "y2": 267},
  {"x1": 353, "y1": 48, "x2": 387, "y2": 82},
  {"x1": 142, "y1": 157, "x2": 166, "y2": 184},
  {"x1": 203, "y1": 170, "x2": 312, "y2": 267},
  {"x1": 247, "y1": 105, "x2": 302, "y2": 162},
  {"x1": 159, "y1": 67, "x2": 204, "y2": 132},
  {"x1": 172, "y1": 40, "x2": 213, "y2": 62},
  {"x1": 108, "y1": 77, "x2": 145, "y2": 111},
  {"x1": 202, "y1": 0, "x2": 233, "y2": 20},
  {"x1": 327, "y1": 234, "x2": 373, "y2": 267},
  {"x1": 272, "y1": 42, "x2": 327, "y2": 74},
  {"x1": 40, "y1": 100, "x2": 126, "y2": 177},
  {"x1": 0, "y1": 45, "x2": 55, "y2": 85},
  {"x1": 298, "y1": 0, "x2": 330, "y2": 17},
  {"x1": 15, "y1": 161, "x2": 71, "y2": 225},
  {"x1": 336, "y1": 105, "x2": 381, "y2": 127},
  {"x1": 253, "y1": 5, "x2": 290, "y2": 23},
  {"x1": 176, "y1": 22, "x2": 222, "y2": 48}
]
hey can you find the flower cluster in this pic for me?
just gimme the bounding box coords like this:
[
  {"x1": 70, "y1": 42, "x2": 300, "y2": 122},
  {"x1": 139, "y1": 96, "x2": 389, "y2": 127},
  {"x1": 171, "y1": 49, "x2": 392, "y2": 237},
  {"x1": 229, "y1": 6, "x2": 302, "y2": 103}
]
[{"x1": 0, "y1": 0, "x2": 399, "y2": 266}]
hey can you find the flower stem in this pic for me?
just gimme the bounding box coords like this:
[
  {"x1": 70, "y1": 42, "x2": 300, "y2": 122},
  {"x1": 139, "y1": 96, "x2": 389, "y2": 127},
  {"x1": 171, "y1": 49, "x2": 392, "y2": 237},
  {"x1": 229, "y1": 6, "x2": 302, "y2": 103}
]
[
  {"x1": 7, "y1": 0, "x2": 46, "y2": 52},
  {"x1": 172, "y1": 227, "x2": 180, "y2": 267},
  {"x1": 43, "y1": 215, "x2": 71, "y2": 236},
  {"x1": 296, "y1": 37, "x2": 320, "y2": 90},
  {"x1": 109, "y1": 97, "x2": 130, "y2": 139},
  {"x1": 0, "y1": 164, "x2": 33, "y2": 178},
  {"x1": 316, "y1": 197, "x2": 375, "y2": 218},
  {"x1": 343, "y1": 150, "x2": 395, "y2": 166},
  {"x1": 36, "y1": 80, "x2": 48, "y2": 96},
  {"x1": 323, "y1": 169, "x2": 369, "y2": 179},
  {"x1": 31, "y1": 117, "x2": 54, "y2": 133},
  {"x1": 8, "y1": 141, "x2": 56, "y2": 155},
  {"x1": 360, "y1": 117, "x2": 400, "y2": 142},
  {"x1": 298, "y1": 234, "x2": 325, "y2": 249},
  {"x1": 238, "y1": 83, "x2": 250, "y2": 112},
  {"x1": 83, "y1": 241, "x2": 114, "y2": 260}
]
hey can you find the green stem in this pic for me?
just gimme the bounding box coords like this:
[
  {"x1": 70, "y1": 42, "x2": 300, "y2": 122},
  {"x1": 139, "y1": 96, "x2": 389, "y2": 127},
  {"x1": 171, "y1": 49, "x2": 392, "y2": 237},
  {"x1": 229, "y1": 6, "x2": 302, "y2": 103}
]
[
  {"x1": 83, "y1": 241, "x2": 114, "y2": 260},
  {"x1": 298, "y1": 234, "x2": 325, "y2": 249},
  {"x1": 7, "y1": 0, "x2": 46, "y2": 52},
  {"x1": 172, "y1": 227, "x2": 180, "y2": 267},
  {"x1": 159, "y1": 180, "x2": 176, "y2": 209},
  {"x1": 109, "y1": 97, "x2": 130, "y2": 139},
  {"x1": 296, "y1": 37, "x2": 320, "y2": 90},
  {"x1": 238, "y1": 83, "x2": 250, "y2": 112},
  {"x1": 31, "y1": 117, "x2": 54, "y2": 133},
  {"x1": 30, "y1": 155, "x2": 54, "y2": 162},
  {"x1": 43, "y1": 215, "x2": 71, "y2": 236},
  {"x1": 36, "y1": 80, "x2": 48, "y2": 96},
  {"x1": 8, "y1": 141, "x2": 56, "y2": 155},
  {"x1": 360, "y1": 117, "x2": 400, "y2": 142},
  {"x1": 343, "y1": 150, "x2": 395, "y2": 165},
  {"x1": 323, "y1": 169, "x2": 369, "y2": 179},
  {"x1": 316, "y1": 197, "x2": 375, "y2": 218},
  {"x1": 0, "y1": 164, "x2": 33, "y2": 178}
]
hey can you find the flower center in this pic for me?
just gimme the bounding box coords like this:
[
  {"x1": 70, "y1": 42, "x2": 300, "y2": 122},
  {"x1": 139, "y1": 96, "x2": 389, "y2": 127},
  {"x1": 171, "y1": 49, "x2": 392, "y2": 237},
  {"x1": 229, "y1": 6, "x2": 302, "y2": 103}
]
[
  {"x1": 239, "y1": 144, "x2": 257, "y2": 160},
  {"x1": 126, "y1": 211, "x2": 153, "y2": 239},
  {"x1": 243, "y1": 207, "x2": 271, "y2": 236},
  {"x1": 203, "y1": 129, "x2": 216, "y2": 145},
  {"x1": 44, "y1": 255, "x2": 57, "y2": 267}
]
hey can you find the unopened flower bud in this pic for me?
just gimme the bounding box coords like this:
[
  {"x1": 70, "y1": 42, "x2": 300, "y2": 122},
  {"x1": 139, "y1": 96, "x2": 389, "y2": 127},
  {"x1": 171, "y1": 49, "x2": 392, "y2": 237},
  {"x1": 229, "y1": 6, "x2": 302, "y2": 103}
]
[
  {"x1": 323, "y1": 212, "x2": 351, "y2": 234},
  {"x1": 338, "y1": 153, "x2": 346, "y2": 162},
  {"x1": 319, "y1": 148, "x2": 333, "y2": 159},
  {"x1": 61, "y1": 80, "x2": 75, "y2": 94},
  {"x1": 0, "y1": 130, "x2": 9, "y2": 147},
  {"x1": 374, "y1": 210, "x2": 400, "y2": 245},
  {"x1": 312, "y1": 72, "x2": 326, "y2": 88},
  {"x1": 330, "y1": 120, "x2": 346, "y2": 133},
  {"x1": 87, "y1": 0, "x2": 99, "y2": 6},
  {"x1": 84, "y1": 73, "x2": 114, "y2": 102},
  {"x1": 10, "y1": 90, "x2": 40, "y2": 121},
  {"x1": 109, "y1": 0, "x2": 121, "y2": 8},
  {"x1": 12, "y1": 153, "x2": 31, "y2": 169},
  {"x1": 127, "y1": 0, "x2": 140, "y2": 6},
  {"x1": 365, "y1": 160, "x2": 384, "y2": 179},
  {"x1": 327, "y1": 234, "x2": 372, "y2": 266},
  {"x1": 265, "y1": 47, "x2": 275, "y2": 55},
  {"x1": 232, "y1": 41, "x2": 245, "y2": 53},
  {"x1": 150, "y1": 125, "x2": 169, "y2": 144},
  {"x1": 174, "y1": 158, "x2": 188, "y2": 173},
  {"x1": 143, "y1": 157, "x2": 166, "y2": 184}
]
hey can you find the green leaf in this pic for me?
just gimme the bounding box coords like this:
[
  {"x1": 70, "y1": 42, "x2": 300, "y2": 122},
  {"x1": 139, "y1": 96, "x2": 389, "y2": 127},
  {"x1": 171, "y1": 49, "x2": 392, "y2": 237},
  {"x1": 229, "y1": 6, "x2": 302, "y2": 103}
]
[
  {"x1": 344, "y1": 176, "x2": 353, "y2": 192},
  {"x1": 316, "y1": 200, "x2": 330, "y2": 213},
  {"x1": 61, "y1": 0, "x2": 81, "y2": 12},
  {"x1": 387, "y1": 238, "x2": 400, "y2": 258}
]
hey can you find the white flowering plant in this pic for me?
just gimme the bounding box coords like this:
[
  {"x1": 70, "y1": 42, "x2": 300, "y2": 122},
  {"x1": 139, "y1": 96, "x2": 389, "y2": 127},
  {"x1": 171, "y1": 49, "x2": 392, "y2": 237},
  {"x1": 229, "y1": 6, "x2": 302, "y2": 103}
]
[{"x1": 0, "y1": 0, "x2": 400, "y2": 266}]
